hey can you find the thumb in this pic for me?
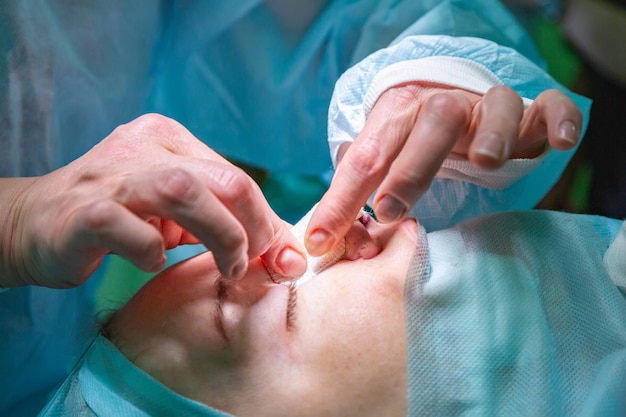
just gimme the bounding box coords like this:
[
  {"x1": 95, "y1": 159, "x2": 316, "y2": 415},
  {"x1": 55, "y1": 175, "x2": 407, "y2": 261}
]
[{"x1": 260, "y1": 214, "x2": 308, "y2": 280}]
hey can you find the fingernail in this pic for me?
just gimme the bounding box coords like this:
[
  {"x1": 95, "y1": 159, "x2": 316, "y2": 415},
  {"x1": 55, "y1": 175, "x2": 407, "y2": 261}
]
[
  {"x1": 277, "y1": 247, "x2": 307, "y2": 277},
  {"x1": 306, "y1": 229, "x2": 333, "y2": 256},
  {"x1": 474, "y1": 134, "x2": 504, "y2": 161},
  {"x1": 376, "y1": 195, "x2": 407, "y2": 223},
  {"x1": 558, "y1": 120, "x2": 578, "y2": 145}
]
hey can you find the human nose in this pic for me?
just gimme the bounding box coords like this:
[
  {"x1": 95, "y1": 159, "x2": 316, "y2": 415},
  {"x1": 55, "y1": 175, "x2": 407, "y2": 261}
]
[{"x1": 343, "y1": 213, "x2": 384, "y2": 260}]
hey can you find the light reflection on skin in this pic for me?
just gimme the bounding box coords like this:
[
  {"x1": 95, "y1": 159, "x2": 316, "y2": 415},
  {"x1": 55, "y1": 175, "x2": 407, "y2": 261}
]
[{"x1": 106, "y1": 216, "x2": 419, "y2": 417}]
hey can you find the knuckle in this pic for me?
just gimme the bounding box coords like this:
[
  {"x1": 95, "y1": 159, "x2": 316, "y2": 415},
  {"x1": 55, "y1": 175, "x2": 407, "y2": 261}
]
[
  {"x1": 384, "y1": 84, "x2": 422, "y2": 107},
  {"x1": 424, "y1": 94, "x2": 472, "y2": 134},
  {"x1": 79, "y1": 200, "x2": 118, "y2": 232},
  {"x1": 156, "y1": 169, "x2": 200, "y2": 205},
  {"x1": 215, "y1": 166, "x2": 257, "y2": 203},
  {"x1": 425, "y1": 93, "x2": 467, "y2": 118},
  {"x1": 118, "y1": 114, "x2": 182, "y2": 146},
  {"x1": 131, "y1": 113, "x2": 175, "y2": 133},
  {"x1": 347, "y1": 138, "x2": 388, "y2": 180}
]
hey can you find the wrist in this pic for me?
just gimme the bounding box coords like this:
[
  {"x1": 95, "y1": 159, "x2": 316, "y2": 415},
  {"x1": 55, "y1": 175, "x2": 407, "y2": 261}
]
[{"x1": 0, "y1": 177, "x2": 39, "y2": 288}]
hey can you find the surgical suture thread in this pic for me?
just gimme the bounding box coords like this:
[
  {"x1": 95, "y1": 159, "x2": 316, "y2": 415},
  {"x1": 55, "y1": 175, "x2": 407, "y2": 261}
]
[
  {"x1": 261, "y1": 259, "x2": 297, "y2": 330},
  {"x1": 286, "y1": 282, "x2": 297, "y2": 330}
]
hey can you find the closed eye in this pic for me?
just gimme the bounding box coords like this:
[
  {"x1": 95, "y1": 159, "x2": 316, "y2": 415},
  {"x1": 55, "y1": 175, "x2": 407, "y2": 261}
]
[{"x1": 214, "y1": 278, "x2": 230, "y2": 344}]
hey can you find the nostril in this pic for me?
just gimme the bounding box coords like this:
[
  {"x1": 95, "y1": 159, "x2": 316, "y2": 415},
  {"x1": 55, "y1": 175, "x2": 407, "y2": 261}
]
[{"x1": 358, "y1": 211, "x2": 372, "y2": 227}]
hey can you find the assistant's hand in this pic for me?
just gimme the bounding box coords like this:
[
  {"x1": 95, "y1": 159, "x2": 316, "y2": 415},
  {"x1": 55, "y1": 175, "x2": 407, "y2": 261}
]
[
  {"x1": 0, "y1": 114, "x2": 306, "y2": 289},
  {"x1": 306, "y1": 85, "x2": 582, "y2": 256}
]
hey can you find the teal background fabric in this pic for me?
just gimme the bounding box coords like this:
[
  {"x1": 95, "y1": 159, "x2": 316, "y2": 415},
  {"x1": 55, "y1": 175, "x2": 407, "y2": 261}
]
[{"x1": 38, "y1": 336, "x2": 233, "y2": 417}]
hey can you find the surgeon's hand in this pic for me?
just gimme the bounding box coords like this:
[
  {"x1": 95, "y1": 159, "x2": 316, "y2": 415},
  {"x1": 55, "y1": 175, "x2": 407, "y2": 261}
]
[
  {"x1": 305, "y1": 85, "x2": 582, "y2": 256},
  {"x1": 0, "y1": 114, "x2": 306, "y2": 289}
]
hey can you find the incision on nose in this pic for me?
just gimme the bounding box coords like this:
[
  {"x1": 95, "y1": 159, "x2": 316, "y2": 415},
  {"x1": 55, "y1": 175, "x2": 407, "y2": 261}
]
[{"x1": 343, "y1": 212, "x2": 380, "y2": 260}]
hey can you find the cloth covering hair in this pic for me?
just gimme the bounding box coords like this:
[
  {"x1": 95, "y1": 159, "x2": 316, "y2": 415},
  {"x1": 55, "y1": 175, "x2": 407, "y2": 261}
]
[{"x1": 405, "y1": 211, "x2": 626, "y2": 416}]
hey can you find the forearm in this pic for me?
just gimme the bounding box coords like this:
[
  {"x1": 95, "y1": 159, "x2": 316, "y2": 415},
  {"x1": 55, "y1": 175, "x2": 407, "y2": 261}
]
[{"x1": 0, "y1": 177, "x2": 38, "y2": 289}]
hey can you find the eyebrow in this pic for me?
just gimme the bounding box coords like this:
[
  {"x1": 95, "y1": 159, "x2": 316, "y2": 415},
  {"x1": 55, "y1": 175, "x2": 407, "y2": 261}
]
[{"x1": 214, "y1": 278, "x2": 230, "y2": 344}]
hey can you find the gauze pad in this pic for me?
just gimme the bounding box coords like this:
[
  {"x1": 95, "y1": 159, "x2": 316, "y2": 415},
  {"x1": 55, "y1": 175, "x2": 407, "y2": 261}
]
[{"x1": 285, "y1": 204, "x2": 363, "y2": 287}]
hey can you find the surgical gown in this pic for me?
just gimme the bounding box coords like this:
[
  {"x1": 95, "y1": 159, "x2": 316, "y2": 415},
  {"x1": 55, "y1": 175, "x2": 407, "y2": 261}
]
[{"x1": 0, "y1": 1, "x2": 590, "y2": 415}]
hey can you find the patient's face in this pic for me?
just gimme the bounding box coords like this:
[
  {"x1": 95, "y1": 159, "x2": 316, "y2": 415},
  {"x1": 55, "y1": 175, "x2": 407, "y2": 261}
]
[{"x1": 107, "y1": 216, "x2": 419, "y2": 417}]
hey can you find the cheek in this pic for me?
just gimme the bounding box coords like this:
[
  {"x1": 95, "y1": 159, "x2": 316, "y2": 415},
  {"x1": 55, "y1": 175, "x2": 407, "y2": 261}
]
[
  {"x1": 314, "y1": 295, "x2": 406, "y2": 372},
  {"x1": 294, "y1": 276, "x2": 407, "y2": 406}
]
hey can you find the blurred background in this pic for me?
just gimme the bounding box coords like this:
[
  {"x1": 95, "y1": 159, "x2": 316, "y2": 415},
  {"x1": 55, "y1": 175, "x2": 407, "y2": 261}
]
[{"x1": 504, "y1": 0, "x2": 626, "y2": 218}]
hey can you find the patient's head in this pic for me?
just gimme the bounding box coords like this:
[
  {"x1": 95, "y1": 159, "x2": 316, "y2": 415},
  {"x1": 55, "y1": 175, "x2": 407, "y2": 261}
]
[{"x1": 104, "y1": 216, "x2": 419, "y2": 417}]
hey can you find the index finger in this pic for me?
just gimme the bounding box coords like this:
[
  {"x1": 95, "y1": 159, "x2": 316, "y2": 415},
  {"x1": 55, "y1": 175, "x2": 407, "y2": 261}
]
[
  {"x1": 305, "y1": 87, "x2": 419, "y2": 256},
  {"x1": 194, "y1": 160, "x2": 308, "y2": 278},
  {"x1": 113, "y1": 167, "x2": 253, "y2": 279},
  {"x1": 176, "y1": 159, "x2": 308, "y2": 279}
]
